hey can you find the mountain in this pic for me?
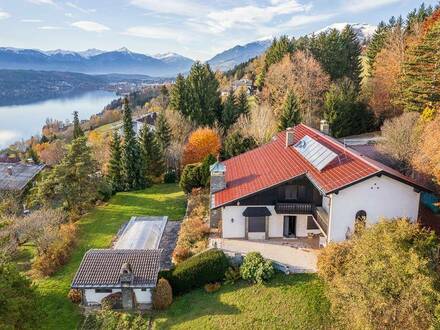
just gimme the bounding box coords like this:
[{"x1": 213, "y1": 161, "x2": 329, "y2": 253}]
[
  {"x1": 207, "y1": 40, "x2": 271, "y2": 71},
  {"x1": 0, "y1": 47, "x2": 194, "y2": 77},
  {"x1": 314, "y1": 23, "x2": 377, "y2": 43}
]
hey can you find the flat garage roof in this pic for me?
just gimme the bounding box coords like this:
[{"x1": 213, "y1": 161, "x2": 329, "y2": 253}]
[{"x1": 114, "y1": 216, "x2": 168, "y2": 250}]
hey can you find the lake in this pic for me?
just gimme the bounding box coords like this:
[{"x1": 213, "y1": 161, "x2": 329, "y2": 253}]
[{"x1": 0, "y1": 90, "x2": 117, "y2": 149}]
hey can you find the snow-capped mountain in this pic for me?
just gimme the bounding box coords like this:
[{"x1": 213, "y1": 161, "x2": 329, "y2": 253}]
[{"x1": 314, "y1": 23, "x2": 377, "y2": 43}]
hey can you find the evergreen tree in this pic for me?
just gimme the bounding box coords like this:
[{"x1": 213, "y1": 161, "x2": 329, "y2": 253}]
[
  {"x1": 222, "y1": 131, "x2": 257, "y2": 160},
  {"x1": 120, "y1": 98, "x2": 143, "y2": 190},
  {"x1": 278, "y1": 91, "x2": 301, "y2": 131},
  {"x1": 72, "y1": 111, "x2": 84, "y2": 139},
  {"x1": 236, "y1": 89, "x2": 250, "y2": 117},
  {"x1": 401, "y1": 19, "x2": 440, "y2": 112},
  {"x1": 265, "y1": 36, "x2": 294, "y2": 68},
  {"x1": 40, "y1": 135, "x2": 49, "y2": 143},
  {"x1": 139, "y1": 125, "x2": 165, "y2": 179},
  {"x1": 155, "y1": 111, "x2": 171, "y2": 152},
  {"x1": 170, "y1": 74, "x2": 189, "y2": 117},
  {"x1": 108, "y1": 131, "x2": 123, "y2": 192},
  {"x1": 365, "y1": 22, "x2": 390, "y2": 76},
  {"x1": 221, "y1": 90, "x2": 238, "y2": 130}
]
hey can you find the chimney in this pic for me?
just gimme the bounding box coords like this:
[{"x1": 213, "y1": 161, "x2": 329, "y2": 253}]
[
  {"x1": 210, "y1": 162, "x2": 226, "y2": 193},
  {"x1": 6, "y1": 166, "x2": 13, "y2": 176},
  {"x1": 320, "y1": 120, "x2": 330, "y2": 135},
  {"x1": 119, "y1": 262, "x2": 134, "y2": 309},
  {"x1": 285, "y1": 127, "x2": 295, "y2": 147}
]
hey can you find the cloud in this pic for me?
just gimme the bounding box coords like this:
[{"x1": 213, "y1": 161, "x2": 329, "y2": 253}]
[
  {"x1": 283, "y1": 13, "x2": 335, "y2": 28},
  {"x1": 123, "y1": 26, "x2": 190, "y2": 42},
  {"x1": 0, "y1": 130, "x2": 20, "y2": 148},
  {"x1": 130, "y1": 0, "x2": 206, "y2": 16},
  {"x1": 28, "y1": 0, "x2": 55, "y2": 5},
  {"x1": 71, "y1": 21, "x2": 109, "y2": 32},
  {"x1": 66, "y1": 2, "x2": 96, "y2": 14},
  {"x1": 39, "y1": 25, "x2": 64, "y2": 30},
  {"x1": 21, "y1": 18, "x2": 43, "y2": 23},
  {"x1": 0, "y1": 11, "x2": 10, "y2": 20},
  {"x1": 343, "y1": 0, "x2": 400, "y2": 12}
]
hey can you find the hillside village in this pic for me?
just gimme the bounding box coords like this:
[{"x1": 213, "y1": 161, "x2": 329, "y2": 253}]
[{"x1": 1, "y1": 3, "x2": 440, "y2": 330}]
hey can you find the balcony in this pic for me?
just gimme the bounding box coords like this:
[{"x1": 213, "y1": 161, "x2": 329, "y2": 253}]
[
  {"x1": 275, "y1": 202, "x2": 314, "y2": 214},
  {"x1": 313, "y1": 207, "x2": 329, "y2": 237}
]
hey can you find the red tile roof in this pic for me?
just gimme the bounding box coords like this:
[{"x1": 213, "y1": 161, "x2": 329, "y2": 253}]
[{"x1": 213, "y1": 124, "x2": 428, "y2": 208}]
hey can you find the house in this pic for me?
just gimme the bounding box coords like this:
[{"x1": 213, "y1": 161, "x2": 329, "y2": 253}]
[
  {"x1": 115, "y1": 112, "x2": 157, "y2": 137},
  {"x1": 71, "y1": 216, "x2": 180, "y2": 309},
  {"x1": 231, "y1": 78, "x2": 253, "y2": 95},
  {"x1": 210, "y1": 123, "x2": 429, "y2": 245},
  {"x1": 0, "y1": 162, "x2": 45, "y2": 192}
]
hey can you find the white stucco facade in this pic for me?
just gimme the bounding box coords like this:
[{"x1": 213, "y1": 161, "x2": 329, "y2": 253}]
[
  {"x1": 133, "y1": 288, "x2": 152, "y2": 304},
  {"x1": 328, "y1": 175, "x2": 420, "y2": 242},
  {"x1": 83, "y1": 288, "x2": 152, "y2": 305}
]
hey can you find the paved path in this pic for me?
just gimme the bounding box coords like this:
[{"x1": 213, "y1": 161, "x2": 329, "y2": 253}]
[{"x1": 158, "y1": 221, "x2": 181, "y2": 270}]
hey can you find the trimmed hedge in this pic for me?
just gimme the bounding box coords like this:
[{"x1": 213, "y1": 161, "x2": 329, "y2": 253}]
[{"x1": 164, "y1": 248, "x2": 229, "y2": 295}]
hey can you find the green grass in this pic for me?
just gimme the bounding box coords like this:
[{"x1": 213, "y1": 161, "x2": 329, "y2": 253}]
[
  {"x1": 153, "y1": 273, "x2": 331, "y2": 330},
  {"x1": 35, "y1": 184, "x2": 186, "y2": 330}
]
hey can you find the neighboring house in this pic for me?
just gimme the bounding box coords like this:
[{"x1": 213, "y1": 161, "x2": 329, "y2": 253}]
[
  {"x1": 231, "y1": 78, "x2": 253, "y2": 95},
  {"x1": 0, "y1": 162, "x2": 45, "y2": 192},
  {"x1": 210, "y1": 123, "x2": 429, "y2": 245},
  {"x1": 115, "y1": 112, "x2": 157, "y2": 137},
  {"x1": 71, "y1": 216, "x2": 180, "y2": 309}
]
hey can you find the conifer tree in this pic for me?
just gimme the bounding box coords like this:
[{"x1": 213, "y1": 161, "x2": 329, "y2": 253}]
[
  {"x1": 170, "y1": 74, "x2": 189, "y2": 117},
  {"x1": 120, "y1": 98, "x2": 143, "y2": 190},
  {"x1": 139, "y1": 125, "x2": 165, "y2": 179},
  {"x1": 278, "y1": 91, "x2": 301, "y2": 131},
  {"x1": 236, "y1": 89, "x2": 250, "y2": 117},
  {"x1": 108, "y1": 131, "x2": 123, "y2": 192},
  {"x1": 365, "y1": 22, "x2": 390, "y2": 76},
  {"x1": 221, "y1": 90, "x2": 238, "y2": 130},
  {"x1": 72, "y1": 111, "x2": 84, "y2": 139},
  {"x1": 155, "y1": 111, "x2": 171, "y2": 152}
]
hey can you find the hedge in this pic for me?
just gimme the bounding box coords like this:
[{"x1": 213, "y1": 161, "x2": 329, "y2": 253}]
[{"x1": 164, "y1": 248, "x2": 229, "y2": 295}]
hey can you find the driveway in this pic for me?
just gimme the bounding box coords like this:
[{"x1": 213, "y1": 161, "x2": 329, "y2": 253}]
[{"x1": 210, "y1": 238, "x2": 319, "y2": 273}]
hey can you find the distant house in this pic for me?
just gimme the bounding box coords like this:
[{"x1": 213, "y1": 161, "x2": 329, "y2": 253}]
[
  {"x1": 231, "y1": 78, "x2": 253, "y2": 95},
  {"x1": 114, "y1": 112, "x2": 157, "y2": 137},
  {"x1": 71, "y1": 216, "x2": 180, "y2": 309},
  {"x1": 0, "y1": 162, "x2": 45, "y2": 192},
  {"x1": 210, "y1": 123, "x2": 429, "y2": 246}
]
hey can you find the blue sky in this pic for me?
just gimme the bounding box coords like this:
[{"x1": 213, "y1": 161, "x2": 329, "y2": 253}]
[{"x1": 0, "y1": 0, "x2": 437, "y2": 60}]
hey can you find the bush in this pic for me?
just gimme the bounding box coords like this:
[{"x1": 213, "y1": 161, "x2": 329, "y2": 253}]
[
  {"x1": 67, "y1": 288, "x2": 82, "y2": 304},
  {"x1": 224, "y1": 266, "x2": 241, "y2": 285},
  {"x1": 204, "y1": 282, "x2": 221, "y2": 293},
  {"x1": 101, "y1": 292, "x2": 122, "y2": 310},
  {"x1": 83, "y1": 310, "x2": 149, "y2": 330},
  {"x1": 153, "y1": 278, "x2": 173, "y2": 310},
  {"x1": 166, "y1": 248, "x2": 229, "y2": 295},
  {"x1": 96, "y1": 178, "x2": 113, "y2": 202},
  {"x1": 317, "y1": 242, "x2": 352, "y2": 283},
  {"x1": 179, "y1": 164, "x2": 202, "y2": 194},
  {"x1": 240, "y1": 252, "x2": 274, "y2": 284},
  {"x1": 172, "y1": 246, "x2": 192, "y2": 264},
  {"x1": 164, "y1": 170, "x2": 177, "y2": 183}
]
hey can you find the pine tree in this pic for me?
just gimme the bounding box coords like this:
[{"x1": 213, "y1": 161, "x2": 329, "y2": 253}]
[
  {"x1": 120, "y1": 98, "x2": 143, "y2": 190},
  {"x1": 155, "y1": 111, "x2": 171, "y2": 152},
  {"x1": 170, "y1": 74, "x2": 189, "y2": 117},
  {"x1": 366, "y1": 22, "x2": 390, "y2": 76},
  {"x1": 72, "y1": 111, "x2": 84, "y2": 139},
  {"x1": 139, "y1": 125, "x2": 165, "y2": 179},
  {"x1": 221, "y1": 90, "x2": 238, "y2": 130},
  {"x1": 278, "y1": 91, "x2": 301, "y2": 131},
  {"x1": 236, "y1": 89, "x2": 249, "y2": 117},
  {"x1": 108, "y1": 131, "x2": 123, "y2": 192}
]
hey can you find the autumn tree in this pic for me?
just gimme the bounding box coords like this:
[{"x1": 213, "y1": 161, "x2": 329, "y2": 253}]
[
  {"x1": 34, "y1": 140, "x2": 66, "y2": 166},
  {"x1": 365, "y1": 21, "x2": 390, "y2": 76},
  {"x1": 278, "y1": 91, "x2": 301, "y2": 131},
  {"x1": 182, "y1": 128, "x2": 221, "y2": 166},
  {"x1": 108, "y1": 131, "x2": 123, "y2": 192},
  {"x1": 72, "y1": 111, "x2": 84, "y2": 139},
  {"x1": 88, "y1": 131, "x2": 111, "y2": 174}
]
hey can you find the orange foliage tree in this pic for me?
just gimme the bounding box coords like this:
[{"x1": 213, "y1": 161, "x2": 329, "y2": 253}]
[{"x1": 182, "y1": 128, "x2": 221, "y2": 166}]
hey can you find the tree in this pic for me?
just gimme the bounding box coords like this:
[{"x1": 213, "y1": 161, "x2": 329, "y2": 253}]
[
  {"x1": 153, "y1": 278, "x2": 173, "y2": 310},
  {"x1": 0, "y1": 258, "x2": 42, "y2": 329},
  {"x1": 236, "y1": 88, "x2": 249, "y2": 117},
  {"x1": 108, "y1": 131, "x2": 123, "y2": 192},
  {"x1": 139, "y1": 125, "x2": 165, "y2": 179},
  {"x1": 155, "y1": 111, "x2": 171, "y2": 152},
  {"x1": 182, "y1": 128, "x2": 221, "y2": 166},
  {"x1": 169, "y1": 74, "x2": 189, "y2": 117},
  {"x1": 35, "y1": 140, "x2": 66, "y2": 166},
  {"x1": 221, "y1": 90, "x2": 238, "y2": 130},
  {"x1": 32, "y1": 136, "x2": 99, "y2": 214},
  {"x1": 222, "y1": 131, "x2": 256, "y2": 160},
  {"x1": 264, "y1": 35, "x2": 294, "y2": 70},
  {"x1": 317, "y1": 219, "x2": 440, "y2": 329},
  {"x1": 365, "y1": 22, "x2": 390, "y2": 76},
  {"x1": 401, "y1": 19, "x2": 440, "y2": 112},
  {"x1": 324, "y1": 79, "x2": 374, "y2": 138},
  {"x1": 72, "y1": 111, "x2": 84, "y2": 139},
  {"x1": 120, "y1": 99, "x2": 143, "y2": 190},
  {"x1": 278, "y1": 91, "x2": 301, "y2": 131}
]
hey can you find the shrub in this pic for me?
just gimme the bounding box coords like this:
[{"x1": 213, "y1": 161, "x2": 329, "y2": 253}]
[
  {"x1": 167, "y1": 248, "x2": 229, "y2": 295},
  {"x1": 101, "y1": 292, "x2": 122, "y2": 310},
  {"x1": 224, "y1": 266, "x2": 241, "y2": 285},
  {"x1": 317, "y1": 242, "x2": 352, "y2": 283},
  {"x1": 240, "y1": 252, "x2": 274, "y2": 284},
  {"x1": 204, "y1": 282, "x2": 221, "y2": 293},
  {"x1": 172, "y1": 246, "x2": 192, "y2": 264},
  {"x1": 83, "y1": 310, "x2": 149, "y2": 330},
  {"x1": 179, "y1": 164, "x2": 202, "y2": 194},
  {"x1": 67, "y1": 288, "x2": 82, "y2": 304},
  {"x1": 153, "y1": 278, "x2": 173, "y2": 310},
  {"x1": 96, "y1": 178, "x2": 113, "y2": 202},
  {"x1": 164, "y1": 170, "x2": 177, "y2": 183}
]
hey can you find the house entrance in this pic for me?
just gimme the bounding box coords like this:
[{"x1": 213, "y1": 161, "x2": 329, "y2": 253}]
[{"x1": 283, "y1": 216, "x2": 296, "y2": 237}]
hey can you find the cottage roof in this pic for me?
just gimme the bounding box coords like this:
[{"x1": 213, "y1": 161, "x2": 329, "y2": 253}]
[
  {"x1": 212, "y1": 124, "x2": 429, "y2": 208},
  {"x1": 0, "y1": 162, "x2": 45, "y2": 191},
  {"x1": 71, "y1": 249, "x2": 161, "y2": 288}
]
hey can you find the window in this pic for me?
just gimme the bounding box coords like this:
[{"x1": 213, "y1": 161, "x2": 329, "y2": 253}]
[
  {"x1": 141, "y1": 288, "x2": 147, "y2": 292},
  {"x1": 355, "y1": 210, "x2": 367, "y2": 220},
  {"x1": 285, "y1": 185, "x2": 297, "y2": 200},
  {"x1": 248, "y1": 216, "x2": 266, "y2": 232},
  {"x1": 307, "y1": 216, "x2": 319, "y2": 230},
  {"x1": 95, "y1": 288, "x2": 112, "y2": 293}
]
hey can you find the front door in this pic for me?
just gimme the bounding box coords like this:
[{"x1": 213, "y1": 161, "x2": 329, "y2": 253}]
[{"x1": 283, "y1": 216, "x2": 296, "y2": 237}]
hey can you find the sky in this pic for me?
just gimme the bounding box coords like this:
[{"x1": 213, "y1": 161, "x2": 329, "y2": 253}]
[{"x1": 0, "y1": 0, "x2": 437, "y2": 60}]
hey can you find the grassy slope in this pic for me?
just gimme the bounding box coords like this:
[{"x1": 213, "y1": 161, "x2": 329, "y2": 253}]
[
  {"x1": 35, "y1": 184, "x2": 186, "y2": 330},
  {"x1": 154, "y1": 273, "x2": 331, "y2": 330}
]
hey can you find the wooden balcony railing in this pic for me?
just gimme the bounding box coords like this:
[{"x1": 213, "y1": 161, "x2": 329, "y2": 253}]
[{"x1": 275, "y1": 202, "x2": 314, "y2": 214}]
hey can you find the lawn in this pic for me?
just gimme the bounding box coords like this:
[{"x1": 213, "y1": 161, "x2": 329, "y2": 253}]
[
  {"x1": 153, "y1": 273, "x2": 331, "y2": 330},
  {"x1": 35, "y1": 184, "x2": 186, "y2": 330}
]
